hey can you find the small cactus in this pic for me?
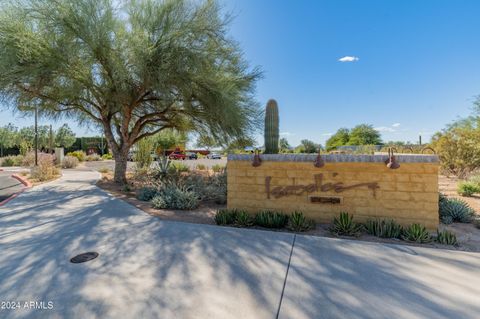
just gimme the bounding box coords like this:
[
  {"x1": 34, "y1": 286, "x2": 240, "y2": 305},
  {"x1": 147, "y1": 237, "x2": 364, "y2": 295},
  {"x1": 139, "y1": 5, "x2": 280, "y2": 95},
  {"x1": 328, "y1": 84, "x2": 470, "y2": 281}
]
[{"x1": 264, "y1": 99, "x2": 279, "y2": 154}]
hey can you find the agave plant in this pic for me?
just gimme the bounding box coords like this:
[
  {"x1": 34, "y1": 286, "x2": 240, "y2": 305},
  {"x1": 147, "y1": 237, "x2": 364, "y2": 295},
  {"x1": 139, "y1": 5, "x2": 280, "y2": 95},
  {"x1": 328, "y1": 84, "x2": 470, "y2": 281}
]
[
  {"x1": 288, "y1": 211, "x2": 315, "y2": 232},
  {"x1": 435, "y1": 230, "x2": 458, "y2": 246},
  {"x1": 329, "y1": 212, "x2": 363, "y2": 236},
  {"x1": 254, "y1": 211, "x2": 289, "y2": 228},
  {"x1": 439, "y1": 198, "x2": 475, "y2": 224},
  {"x1": 402, "y1": 224, "x2": 431, "y2": 243},
  {"x1": 365, "y1": 219, "x2": 403, "y2": 239},
  {"x1": 214, "y1": 209, "x2": 238, "y2": 226},
  {"x1": 235, "y1": 210, "x2": 253, "y2": 227}
]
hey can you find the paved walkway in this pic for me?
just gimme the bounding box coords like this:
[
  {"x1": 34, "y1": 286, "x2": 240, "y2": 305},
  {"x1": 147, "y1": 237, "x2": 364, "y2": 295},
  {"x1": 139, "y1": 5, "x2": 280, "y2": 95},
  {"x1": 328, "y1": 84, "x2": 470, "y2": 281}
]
[
  {"x1": 0, "y1": 169, "x2": 479, "y2": 319},
  {"x1": 0, "y1": 171, "x2": 24, "y2": 202}
]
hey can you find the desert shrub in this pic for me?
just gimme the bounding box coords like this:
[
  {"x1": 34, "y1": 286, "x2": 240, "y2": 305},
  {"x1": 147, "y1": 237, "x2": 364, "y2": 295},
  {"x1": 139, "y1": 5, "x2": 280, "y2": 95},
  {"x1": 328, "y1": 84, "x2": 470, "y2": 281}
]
[
  {"x1": 196, "y1": 164, "x2": 206, "y2": 170},
  {"x1": 62, "y1": 156, "x2": 79, "y2": 168},
  {"x1": 170, "y1": 162, "x2": 189, "y2": 173},
  {"x1": 435, "y1": 230, "x2": 458, "y2": 246},
  {"x1": 136, "y1": 186, "x2": 158, "y2": 201},
  {"x1": 402, "y1": 224, "x2": 431, "y2": 243},
  {"x1": 457, "y1": 181, "x2": 480, "y2": 197},
  {"x1": 66, "y1": 151, "x2": 86, "y2": 162},
  {"x1": 203, "y1": 171, "x2": 227, "y2": 204},
  {"x1": 329, "y1": 212, "x2": 363, "y2": 236},
  {"x1": 474, "y1": 218, "x2": 480, "y2": 229},
  {"x1": 288, "y1": 211, "x2": 315, "y2": 232},
  {"x1": 254, "y1": 211, "x2": 289, "y2": 228},
  {"x1": 214, "y1": 209, "x2": 238, "y2": 225},
  {"x1": 365, "y1": 218, "x2": 403, "y2": 238},
  {"x1": 85, "y1": 154, "x2": 102, "y2": 161},
  {"x1": 30, "y1": 154, "x2": 59, "y2": 181},
  {"x1": 439, "y1": 198, "x2": 475, "y2": 224},
  {"x1": 101, "y1": 153, "x2": 113, "y2": 160},
  {"x1": 468, "y1": 174, "x2": 480, "y2": 185},
  {"x1": 235, "y1": 210, "x2": 253, "y2": 227},
  {"x1": 98, "y1": 167, "x2": 111, "y2": 174},
  {"x1": 211, "y1": 164, "x2": 225, "y2": 173},
  {"x1": 151, "y1": 185, "x2": 199, "y2": 210},
  {"x1": 134, "y1": 138, "x2": 153, "y2": 169},
  {"x1": 1, "y1": 156, "x2": 14, "y2": 167},
  {"x1": 22, "y1": 152, "x2": 56, "y2": 167}
]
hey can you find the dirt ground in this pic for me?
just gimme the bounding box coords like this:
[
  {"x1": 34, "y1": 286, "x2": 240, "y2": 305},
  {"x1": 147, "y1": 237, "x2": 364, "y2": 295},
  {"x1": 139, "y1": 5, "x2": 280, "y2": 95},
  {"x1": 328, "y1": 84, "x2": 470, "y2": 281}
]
[{"x1": 95, "y1": 172, "x2": 480, "y2": 252}]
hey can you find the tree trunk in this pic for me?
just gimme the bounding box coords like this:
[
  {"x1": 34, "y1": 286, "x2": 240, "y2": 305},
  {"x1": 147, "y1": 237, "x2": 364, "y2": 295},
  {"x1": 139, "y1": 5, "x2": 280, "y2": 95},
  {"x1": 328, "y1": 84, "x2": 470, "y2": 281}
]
[{"x1": 113, "y1": 150, "x2": 129, "y2": 184}]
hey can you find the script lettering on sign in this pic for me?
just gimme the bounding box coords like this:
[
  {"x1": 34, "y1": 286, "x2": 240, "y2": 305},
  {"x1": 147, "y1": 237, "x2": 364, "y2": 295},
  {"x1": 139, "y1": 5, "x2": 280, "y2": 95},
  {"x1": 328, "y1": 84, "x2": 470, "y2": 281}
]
[{"x1": 265, "y1": 173, "x2": 379, "y2": 199}]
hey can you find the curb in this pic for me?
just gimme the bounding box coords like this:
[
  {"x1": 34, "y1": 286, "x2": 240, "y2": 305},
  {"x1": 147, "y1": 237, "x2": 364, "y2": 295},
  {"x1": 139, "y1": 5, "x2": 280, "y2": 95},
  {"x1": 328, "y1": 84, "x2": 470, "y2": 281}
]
[{"x1": 0, "y1": 174, "x2": 32, "y2": 206}]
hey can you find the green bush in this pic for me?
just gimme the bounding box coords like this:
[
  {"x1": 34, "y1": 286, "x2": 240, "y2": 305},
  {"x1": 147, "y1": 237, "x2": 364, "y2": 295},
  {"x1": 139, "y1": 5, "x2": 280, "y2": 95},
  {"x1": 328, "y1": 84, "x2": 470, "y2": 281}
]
[
  {"x1": 402, "y1": 224, "x2": 431, "y2": 243},
  {"x1": 235, "y1": 210, "x2": 253, "y2": 227},
  {"x1": 364, "y1": 219, "x2": 403, "y2": 238},
  {"x1": 288, "y1": 211, "x2": 315, "y2": 232},
  {"x1": 134, "y1": 138, "x2": 153, "y2": 169},
  {"x1": 439, "y1": 197, "x2": 475, "y2": 224},
  {"x1": 435, "y1": 230, "x2": 458, "y2": 246},
  {"x1": 1, "y1": 156, "x2": 14, "y2": 167},
  {"x1": 457, "y1": 181, "x2": 480, "y2": 197},
  {"x1": 151, "y1": 185, "x2": 199, "y2": 210},
  {"x1": 329, "y1": 212, "x2": 363, "y2": 236},
  {"x1": 66, "y1": 151, "x2": 86, "y2": 162},
  {"x1": 101, "y1": 153, "x2": 113, "y2": 160},
  {"x1": 212, "y1": 164, "x2": 225, "y2": 173},
  {"x1": 254, "y1": 211, "x2": 289, "y2": 228},
  {"x1": 170, "y1": 162, "x2": 189, "y2": 173},
  {"x1": 61, "y1": 155, "x2": 79, "y2": 168},
  {"x1": 136, "y1": 186, "x2": 158, "y2": 201},
  {"x1": 214, "y1": 209, "x2": 238, "y2": 225}
]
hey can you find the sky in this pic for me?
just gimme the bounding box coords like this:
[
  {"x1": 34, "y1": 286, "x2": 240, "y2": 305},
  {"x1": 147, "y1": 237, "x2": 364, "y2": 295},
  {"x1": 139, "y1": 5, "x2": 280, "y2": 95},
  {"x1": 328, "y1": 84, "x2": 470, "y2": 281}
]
[{"x1": 1, "y1": 0, "x2": 480, "y2": 147}]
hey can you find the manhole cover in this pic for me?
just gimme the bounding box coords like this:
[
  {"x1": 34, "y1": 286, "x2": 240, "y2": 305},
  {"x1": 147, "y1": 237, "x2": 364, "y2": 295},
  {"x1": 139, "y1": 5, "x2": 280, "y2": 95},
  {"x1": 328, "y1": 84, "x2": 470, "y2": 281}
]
[{"x1": 70, "y1": 252, "x2": 99, "y2": 264}]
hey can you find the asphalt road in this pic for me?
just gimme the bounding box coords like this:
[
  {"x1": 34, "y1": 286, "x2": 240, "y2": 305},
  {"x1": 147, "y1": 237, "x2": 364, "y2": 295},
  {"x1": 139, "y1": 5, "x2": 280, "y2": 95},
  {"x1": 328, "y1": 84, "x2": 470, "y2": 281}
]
[
  {"x1": 1, "y1": 169, "x2": 479, "y2": 318},
  {"x1": 0, "y1": 171, "x2": 23, "y2": 202},
  {"x1": 83, "y1": 158, "x2": 227, "y2": 171}
]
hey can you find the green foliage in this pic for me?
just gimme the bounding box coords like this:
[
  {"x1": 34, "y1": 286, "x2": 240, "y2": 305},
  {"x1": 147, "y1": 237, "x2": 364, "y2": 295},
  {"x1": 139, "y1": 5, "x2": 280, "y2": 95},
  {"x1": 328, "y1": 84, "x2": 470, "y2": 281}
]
[
  {"x1": 295, "y1": 139, "x2": 320, "y2": 153},
  {"x1": 0, "y1": 123, "x2": 18, "y2": 157},
  {"x1": 214, "y1": 209, "x2": 238, "y2": 226},
  {"x1": 151, "y1": 186, "x2": 199, "y2": 210},
  {"x1": 66, "y1": 151, "x2": 86, "y2": 162},
  {"x1": 326, "y1": 128, "x2": 350, "y2": 151},
  {"x1": 254, "y1": 211, "x2": 289, "y2": 228},
  {"x1": 0, "y1": 0, "x2": 261, "y2": 183},
  {"x1": 136, "y1": 187, "x2": 159, "y2": 202},
  {"x1": 153, "y1": 130, "x2": 188, "y2": 155},
  {"x1": 347, "y1": 124, "x2": 382, "y2": 145},
  {"x1": 134, "y1": 138, "x2": 153, "y2": 170},
  {"x1": 329, "y1": 212, "x2": 363, "y2": 236},
  {"x1": 457, "y1": 181, "x2": 480, "y2": 197},
  {"x1": 55, "y1": 124, "x2": 76, "y2": 148},
  {"x1": 288, "y1": 211, "x2": 315, "y2": 232},
  {"x1": 211, "y1": 164, "x2": 225, "y2": 173},
  {"x1": 439, "y1": 197, "x2": 475, "y2": 224},
  {"x1": 279, "y1": 137, "x2": 291, "y2": 153},
  {"x1": 365, "y1": 219, "x2": 403, "y2": 238},
  {"x1": 235, "y1": 210, "x2": 254, "y2": 227},
  {"x1": 264, "y1": 99, "x2": 279, "y2": 154},
  {"x1": 170, "y1": 162, "x2": 190, "y2": 173},
  {"x1": 435, "y1": 230, "x2": 458, "y2": 246},
  {"x1": 402, "y1": 224, "x2": 431, "y2": 243},
  {"x1": 101, "y1": 153, "x2": 113, "y2": 160},
  {"x1": 61, "y1": 156, "x2": 79, "y2": 169}
]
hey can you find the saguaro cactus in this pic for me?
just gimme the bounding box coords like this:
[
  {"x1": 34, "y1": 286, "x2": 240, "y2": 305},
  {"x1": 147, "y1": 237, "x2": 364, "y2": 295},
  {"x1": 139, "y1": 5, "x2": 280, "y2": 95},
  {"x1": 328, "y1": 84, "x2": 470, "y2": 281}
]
[{"x1": 264, "y1": 99, "x2": 279, "y2": 154}]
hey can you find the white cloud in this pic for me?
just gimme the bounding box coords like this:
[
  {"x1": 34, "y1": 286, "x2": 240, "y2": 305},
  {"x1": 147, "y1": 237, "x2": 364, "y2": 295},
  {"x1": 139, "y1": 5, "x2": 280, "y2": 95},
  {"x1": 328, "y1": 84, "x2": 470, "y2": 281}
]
[
  {"x1": 392, "y1": 123, "x2": 401, "y2": 128},
  {"x1": 280, "y1": 132, "x2": 293, "y2": 136},
  {"x1": 338, "y1": 56, "x2": 359, "y2": 62},
  {"x1": 375, "y1": 126, "x2": 396, "y2": 132}
]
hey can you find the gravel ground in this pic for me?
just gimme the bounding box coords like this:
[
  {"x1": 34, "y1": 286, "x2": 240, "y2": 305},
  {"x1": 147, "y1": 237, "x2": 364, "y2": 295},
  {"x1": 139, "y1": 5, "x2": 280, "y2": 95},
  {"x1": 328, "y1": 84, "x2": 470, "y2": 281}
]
[{"x1": 83, "y1": 157, "x2": 227, "y2": 171}]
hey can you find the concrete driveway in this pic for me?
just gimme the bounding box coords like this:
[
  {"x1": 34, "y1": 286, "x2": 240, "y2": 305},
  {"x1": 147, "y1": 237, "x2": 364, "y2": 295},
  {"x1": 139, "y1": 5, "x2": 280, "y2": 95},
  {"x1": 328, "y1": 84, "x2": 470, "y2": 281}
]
[
  {"x1": 0, "y1": 169, "x2": 479, "y2": 319},
  {"x1": 0, "y1": 171, "x2": 24, "y2": 203}
]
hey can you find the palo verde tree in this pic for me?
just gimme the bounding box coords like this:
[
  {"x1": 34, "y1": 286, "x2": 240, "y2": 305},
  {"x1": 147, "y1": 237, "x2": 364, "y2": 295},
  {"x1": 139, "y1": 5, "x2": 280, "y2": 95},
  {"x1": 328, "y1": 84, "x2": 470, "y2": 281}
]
[{"x1": 0, "y1": 0, "x2": 261, "y2": 183}]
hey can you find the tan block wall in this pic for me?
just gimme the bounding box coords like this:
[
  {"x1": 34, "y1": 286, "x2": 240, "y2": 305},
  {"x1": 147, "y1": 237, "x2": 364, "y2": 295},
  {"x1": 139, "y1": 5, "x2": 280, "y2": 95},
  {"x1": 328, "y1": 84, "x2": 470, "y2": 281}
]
[{"x1": 227, "y1": 161, "x2": 439, "y2": 230}]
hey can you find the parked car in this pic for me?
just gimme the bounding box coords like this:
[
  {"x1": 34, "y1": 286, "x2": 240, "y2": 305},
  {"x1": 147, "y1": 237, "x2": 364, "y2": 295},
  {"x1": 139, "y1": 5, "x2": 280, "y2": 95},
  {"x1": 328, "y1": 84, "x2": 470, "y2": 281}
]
[
  {"x1": 169, "y1": 152, "x2": 186, "y2": 160},
  {"x1": 207, "y1": 152, "x2": 222, "y2": 159},
  {"x1": 185, "y1": 152, "x2": 198, "y2": 160}
]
